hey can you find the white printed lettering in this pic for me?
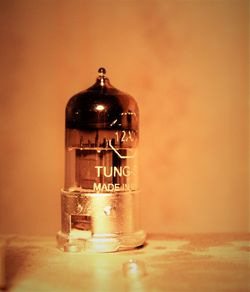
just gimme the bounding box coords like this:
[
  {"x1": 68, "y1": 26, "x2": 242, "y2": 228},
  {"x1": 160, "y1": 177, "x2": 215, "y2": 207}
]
[
  {"x1": 95, "y1": 166, "x2": 131, "y2": 178},
  {"x1": 93, "y1": 182, "x2": 133, "y2": 192}
]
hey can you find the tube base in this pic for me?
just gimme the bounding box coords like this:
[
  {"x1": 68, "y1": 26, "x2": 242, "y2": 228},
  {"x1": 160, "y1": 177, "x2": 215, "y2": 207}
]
[{"x1": 57, "y1": 190, "x2": 146, "y2": 253}]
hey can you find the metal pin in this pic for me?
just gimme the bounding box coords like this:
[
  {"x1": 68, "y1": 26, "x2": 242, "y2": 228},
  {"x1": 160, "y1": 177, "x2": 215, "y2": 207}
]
[{"x1": 122, "y1": 259, "x2": 146, "y2": 278}]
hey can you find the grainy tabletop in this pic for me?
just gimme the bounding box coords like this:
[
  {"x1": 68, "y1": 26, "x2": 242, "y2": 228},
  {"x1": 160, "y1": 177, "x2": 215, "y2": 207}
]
[{"x1": 1, "y1": 233, "x2": 249, "y2": 291}]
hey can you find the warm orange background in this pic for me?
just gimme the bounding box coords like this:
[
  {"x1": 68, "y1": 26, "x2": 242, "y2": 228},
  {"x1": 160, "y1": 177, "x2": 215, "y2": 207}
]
[{"x1": 0, "y1": 0, "x2": 248, "y2": 236}]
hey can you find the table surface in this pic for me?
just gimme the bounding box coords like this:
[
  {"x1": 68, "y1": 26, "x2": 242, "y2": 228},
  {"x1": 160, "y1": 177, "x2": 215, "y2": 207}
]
[{"x1": 1, "y1": 233, "x2": 249, "y2": 291}]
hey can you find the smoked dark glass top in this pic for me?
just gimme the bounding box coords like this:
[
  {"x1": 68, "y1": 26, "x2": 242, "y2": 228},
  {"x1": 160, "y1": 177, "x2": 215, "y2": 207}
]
[{"x1": 66, "y1": 68, "x2": 139, "y2": 131}]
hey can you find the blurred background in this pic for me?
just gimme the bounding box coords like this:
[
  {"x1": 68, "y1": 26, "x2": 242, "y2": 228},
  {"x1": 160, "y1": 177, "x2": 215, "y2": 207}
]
[{"x1": 0, "y1": 0, "x2": 248, "y2": 236}]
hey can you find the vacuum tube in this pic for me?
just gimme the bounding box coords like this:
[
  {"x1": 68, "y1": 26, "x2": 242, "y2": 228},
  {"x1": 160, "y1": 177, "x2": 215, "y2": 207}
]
[{"x1": 57, "y1": 68, "x2": 146, "y2": 252}]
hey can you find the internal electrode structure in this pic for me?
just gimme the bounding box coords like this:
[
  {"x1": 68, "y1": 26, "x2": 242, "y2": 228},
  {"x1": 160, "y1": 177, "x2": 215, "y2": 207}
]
[{"x1": 57, "y1": 68, "x2": 146, "y2": 252}]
